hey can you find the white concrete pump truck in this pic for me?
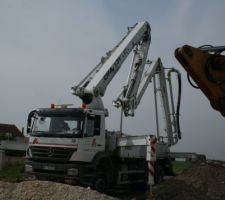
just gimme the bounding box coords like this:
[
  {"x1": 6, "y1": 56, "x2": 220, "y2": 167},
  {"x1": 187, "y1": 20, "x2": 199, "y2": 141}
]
[{"x1": 25, "y1": 21, "x2": 182, "y2": 192}]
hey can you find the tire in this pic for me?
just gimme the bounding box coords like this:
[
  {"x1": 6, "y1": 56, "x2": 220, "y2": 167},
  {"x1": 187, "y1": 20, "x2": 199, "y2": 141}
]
[
  {"x1": 141, "y1": 163, "x2": 150, "y2": 191},
  {"x1": 92, "y1": 174, "x2": 108, "y2": 193},
  {"x1": 154, "y1": 164, "x2": 164, "y2": 184}
]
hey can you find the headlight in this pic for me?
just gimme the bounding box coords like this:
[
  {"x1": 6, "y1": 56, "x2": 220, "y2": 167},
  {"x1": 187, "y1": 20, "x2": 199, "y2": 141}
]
[
  {"x1": 67, "y1": 168, "x2": 78, "y2": 176},
  {"x1": 25, "y1": 164, "x2": 33, "y2": 172}
]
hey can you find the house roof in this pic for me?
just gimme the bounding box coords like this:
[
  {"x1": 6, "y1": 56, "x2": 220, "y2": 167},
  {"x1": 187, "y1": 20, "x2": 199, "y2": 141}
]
[{"x1": 0, "y1": 123, "x2": 23, "y2": 137}]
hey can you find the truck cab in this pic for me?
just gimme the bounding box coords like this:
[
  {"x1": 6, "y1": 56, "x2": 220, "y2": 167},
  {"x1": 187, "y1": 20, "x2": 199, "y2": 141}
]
[{"x1": 25, "y1": 106, "x2": 108, "y2": 186}]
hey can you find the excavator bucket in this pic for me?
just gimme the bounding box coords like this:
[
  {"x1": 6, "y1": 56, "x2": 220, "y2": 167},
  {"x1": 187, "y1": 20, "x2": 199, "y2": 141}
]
[{"x1": 175, "y1": 45, "x2": 225, "y2": 117}]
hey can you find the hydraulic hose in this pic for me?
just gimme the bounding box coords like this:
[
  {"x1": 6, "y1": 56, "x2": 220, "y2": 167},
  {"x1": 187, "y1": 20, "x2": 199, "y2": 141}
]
[
  {"x1": 176, "y1": 71, "x2": 182, "y2": 139},
  {"x1": 168, "y1": 69, "x2": 182, "y2": 140}
]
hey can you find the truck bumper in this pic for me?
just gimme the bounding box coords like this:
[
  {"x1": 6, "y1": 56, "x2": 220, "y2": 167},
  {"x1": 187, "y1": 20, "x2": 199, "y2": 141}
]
[{"x1": 25, "y1": 159, "x2": 94, "y2": 185}]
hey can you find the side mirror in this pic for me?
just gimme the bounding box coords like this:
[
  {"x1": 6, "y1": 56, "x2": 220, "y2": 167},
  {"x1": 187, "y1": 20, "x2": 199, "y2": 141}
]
[
  {"x1": 22, "y1": 127, "x2": 29, "y2": 137},
  {"x1": 27, "y1": 118, "x2": 31, "y2": 134},
  {"x1": 26, "y1": 127, "x2": 31, "y2": 134},
  {"x1": 27, "y1": 110, "x2": 36, "y2": 134}
]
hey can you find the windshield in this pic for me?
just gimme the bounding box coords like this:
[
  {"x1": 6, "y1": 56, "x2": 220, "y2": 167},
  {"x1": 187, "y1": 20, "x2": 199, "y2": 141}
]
[{"x1": 32, "y1": 115, "x2": 84, "y2": 137}]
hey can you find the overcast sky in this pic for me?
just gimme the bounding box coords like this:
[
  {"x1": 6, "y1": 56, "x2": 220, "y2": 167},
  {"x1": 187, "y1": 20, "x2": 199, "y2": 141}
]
[{"x1": 0, "y1": 0, "x2": 224, "y2": 160}]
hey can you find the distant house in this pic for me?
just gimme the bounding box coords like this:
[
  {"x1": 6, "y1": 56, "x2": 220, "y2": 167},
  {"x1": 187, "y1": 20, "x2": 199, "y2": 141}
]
[
  {"x1": 0, "y1": 124, "x2": 28, "y2": 169},
  {"x1": 0, "y1": 123, "x2": 23, "y2": 140}
]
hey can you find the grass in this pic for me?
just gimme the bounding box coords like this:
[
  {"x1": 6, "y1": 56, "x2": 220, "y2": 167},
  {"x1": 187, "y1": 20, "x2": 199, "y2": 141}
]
[
  {"x1": 172, "y1": 161, "x2": 192, "y2": 175},
  {"x1": 0, "y1": 164, "x2": 25, "y2": 182}
]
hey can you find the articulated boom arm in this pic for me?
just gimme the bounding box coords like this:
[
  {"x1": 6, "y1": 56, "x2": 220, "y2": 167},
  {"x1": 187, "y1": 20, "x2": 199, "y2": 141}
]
[
  {"x1": 71, "y1": 21, "x2": 151, "y2": 106},
  {"x1": 71, "y1": 21, "x2": 181, "y2": 146},
  {"x1": 114, "y1": 58, "x2": 182, "y2": 146}
]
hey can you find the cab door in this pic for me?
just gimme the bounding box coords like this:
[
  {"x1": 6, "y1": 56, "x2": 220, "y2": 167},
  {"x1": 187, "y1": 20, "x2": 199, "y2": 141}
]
[{"x1": 77, "y1": 113, "x2": 105, "y2": 162}]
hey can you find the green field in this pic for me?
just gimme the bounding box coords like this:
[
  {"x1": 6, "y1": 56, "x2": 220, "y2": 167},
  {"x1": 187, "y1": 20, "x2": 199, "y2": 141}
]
[
  {"x1": 0, "y1": 164, "x2": 25, "y2": 182},
  {"x1": 172, "y1": 161, "x2": 192, "y2": 175}
]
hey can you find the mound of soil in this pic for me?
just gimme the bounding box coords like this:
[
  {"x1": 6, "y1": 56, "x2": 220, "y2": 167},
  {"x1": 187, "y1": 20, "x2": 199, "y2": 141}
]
[
  {"x1": 0, "y1": 180, "x2": 118, "y2": 200},
  {"x1": 153, "y1": 160, "x2": 225, "y2": 200}
]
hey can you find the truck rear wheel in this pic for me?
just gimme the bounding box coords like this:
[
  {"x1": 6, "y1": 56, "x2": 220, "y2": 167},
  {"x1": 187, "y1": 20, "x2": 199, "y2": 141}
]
[{"x1": 154, "y1": 164, "x2": 164, "y2": 184}]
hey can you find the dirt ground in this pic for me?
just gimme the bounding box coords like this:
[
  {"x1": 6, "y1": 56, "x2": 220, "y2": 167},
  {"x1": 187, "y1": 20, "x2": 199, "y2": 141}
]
[
  {"x1": 153, "y1": 160, "x2": 225, "y2": 200},
  {"x1": 0, "y1": 160, "x2": 225, "y2": 200}
]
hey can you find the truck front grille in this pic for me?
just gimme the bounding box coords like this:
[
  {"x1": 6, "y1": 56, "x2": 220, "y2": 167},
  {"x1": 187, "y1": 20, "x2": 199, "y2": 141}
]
[{"x1": 30, "y1": 146, "x2": 76, "y2": 163}]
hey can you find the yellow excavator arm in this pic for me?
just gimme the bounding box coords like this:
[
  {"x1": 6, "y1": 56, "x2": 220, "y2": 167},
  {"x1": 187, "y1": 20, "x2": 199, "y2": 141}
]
[{"x1": 175, "y1": 45, "x2": 225, "y2": 117}]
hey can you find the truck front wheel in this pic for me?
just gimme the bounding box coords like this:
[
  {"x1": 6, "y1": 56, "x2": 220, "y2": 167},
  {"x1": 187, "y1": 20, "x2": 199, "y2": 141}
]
[{"x1": 92, "y1": 174, "x2": 108, "y2": 193}]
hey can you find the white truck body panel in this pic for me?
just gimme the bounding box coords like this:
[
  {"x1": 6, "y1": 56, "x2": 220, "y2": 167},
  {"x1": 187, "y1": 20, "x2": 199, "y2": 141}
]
[
  {"x1": 117, "y1": 135, "x2": 149, "y2": 158},
  {"x1": 117, "y1": 135, "x2": 168, "y2": 159},
  {"x1": 105, "y1": 132, "x2": 168, "y2": 159}
]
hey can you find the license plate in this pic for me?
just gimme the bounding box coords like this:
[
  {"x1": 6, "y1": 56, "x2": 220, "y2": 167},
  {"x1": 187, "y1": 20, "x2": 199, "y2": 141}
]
[{"x1": 43, "y1": 165, "x2": 55, "y2": 170}]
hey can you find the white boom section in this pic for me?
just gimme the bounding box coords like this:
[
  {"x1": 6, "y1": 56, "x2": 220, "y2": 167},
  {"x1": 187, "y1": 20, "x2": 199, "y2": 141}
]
[
  {"x1": 114, "y1": 58, "x2": 180, "y2": 146},
  {"x1": 71, "y1": 21, "x2": 151, "y2": 107},
  {"x1": 155, "y1": 59, "x2": 176, "y2": 146},
  {"x1": 113, "y1": 59, "x2": 160, "y2": 116}
]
